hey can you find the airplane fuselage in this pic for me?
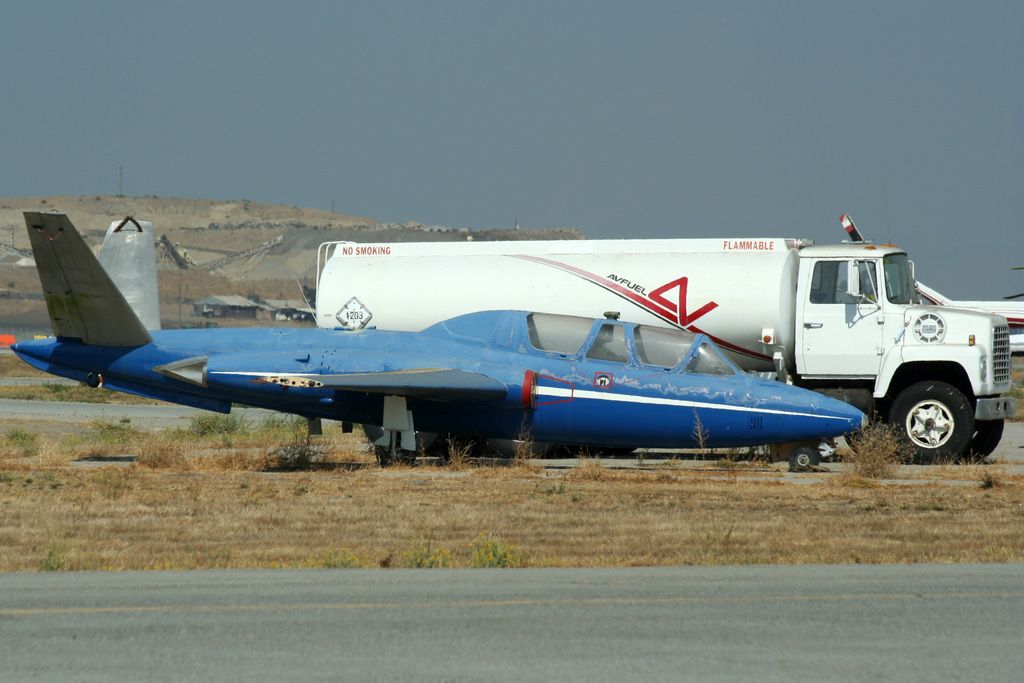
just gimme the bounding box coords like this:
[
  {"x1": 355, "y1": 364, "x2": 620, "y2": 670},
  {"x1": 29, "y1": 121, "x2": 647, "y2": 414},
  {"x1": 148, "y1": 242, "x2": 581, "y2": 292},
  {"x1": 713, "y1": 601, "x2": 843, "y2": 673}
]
[{"x1": 13, "y1": 312, "x2": 864, "y2": 450}]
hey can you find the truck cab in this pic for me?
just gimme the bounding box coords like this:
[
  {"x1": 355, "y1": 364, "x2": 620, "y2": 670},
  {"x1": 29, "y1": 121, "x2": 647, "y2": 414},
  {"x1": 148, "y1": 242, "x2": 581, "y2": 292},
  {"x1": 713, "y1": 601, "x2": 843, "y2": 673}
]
[{"x1": 794, "y1": 244, "x2": 1014, "y2": 461}]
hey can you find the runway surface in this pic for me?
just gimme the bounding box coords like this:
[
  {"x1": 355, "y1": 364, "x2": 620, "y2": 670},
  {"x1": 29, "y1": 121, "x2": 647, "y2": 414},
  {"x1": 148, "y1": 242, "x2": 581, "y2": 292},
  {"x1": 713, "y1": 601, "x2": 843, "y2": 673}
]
[{"x1": 1, "y1": 564, "x2": 1022, "y2": 681}]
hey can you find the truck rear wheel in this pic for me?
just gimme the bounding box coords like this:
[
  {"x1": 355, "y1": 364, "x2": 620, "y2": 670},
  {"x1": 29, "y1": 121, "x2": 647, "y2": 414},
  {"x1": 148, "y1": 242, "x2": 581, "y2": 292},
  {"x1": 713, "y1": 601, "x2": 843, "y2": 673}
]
[
  {"x1": 888, "y1": 381, "x2": 974, "y2": 464},
  {"x1": 969, "y1": 420, "x2": 1004, "y2": 460}
]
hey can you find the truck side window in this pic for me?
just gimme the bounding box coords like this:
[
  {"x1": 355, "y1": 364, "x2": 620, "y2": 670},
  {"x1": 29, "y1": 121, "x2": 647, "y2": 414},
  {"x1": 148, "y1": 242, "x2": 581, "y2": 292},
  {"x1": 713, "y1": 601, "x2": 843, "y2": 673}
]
[
  {"x1": 586, "y1": 323, "x2": 629, "y2": 363},
  {"x1": 684, "y1": 342, "x2": 735, "y2": 375},
  {"x1": 809, "y1": 261, "x2": 862, "y2": 304},
  {"x1": 526, "y1": 313, "x2": 593, "y2": 354},
  {"x1": 634, "y1": 325, "x2": 696, "y2": 368}
]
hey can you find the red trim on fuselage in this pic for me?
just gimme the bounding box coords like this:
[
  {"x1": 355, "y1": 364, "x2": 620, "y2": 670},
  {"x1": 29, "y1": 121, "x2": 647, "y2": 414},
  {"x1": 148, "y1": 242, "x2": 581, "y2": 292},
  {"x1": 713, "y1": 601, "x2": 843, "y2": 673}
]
[
  {"x1": 512, "y1": 254, "x2": 770, "y2": 361},
  {"x1": 521, "y1": 369, "x2": 536, "y2": 408}
]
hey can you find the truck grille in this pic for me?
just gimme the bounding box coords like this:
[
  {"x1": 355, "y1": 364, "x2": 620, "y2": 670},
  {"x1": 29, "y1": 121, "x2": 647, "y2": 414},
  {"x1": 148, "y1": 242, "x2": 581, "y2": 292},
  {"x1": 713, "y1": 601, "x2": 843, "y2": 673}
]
[{"x1": 993, "y1": 325, "x2": 1011, "y2": 385}]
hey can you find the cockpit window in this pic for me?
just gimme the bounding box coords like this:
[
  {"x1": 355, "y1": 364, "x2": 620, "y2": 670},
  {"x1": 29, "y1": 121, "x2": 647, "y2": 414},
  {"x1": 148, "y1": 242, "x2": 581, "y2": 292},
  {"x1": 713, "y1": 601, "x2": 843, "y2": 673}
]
[
  {"x1": 586, "y1": 323, "x2": 629, "y2": 363},
  {"x1": 634, "y1": 325, "x2": 696, "y2": 368},
  {"x1": 527, "y1": 313, "x2": 593, "y2": 354},
  {"x1": 684, "y1": 342, "x2": 735, "y2": 376}
]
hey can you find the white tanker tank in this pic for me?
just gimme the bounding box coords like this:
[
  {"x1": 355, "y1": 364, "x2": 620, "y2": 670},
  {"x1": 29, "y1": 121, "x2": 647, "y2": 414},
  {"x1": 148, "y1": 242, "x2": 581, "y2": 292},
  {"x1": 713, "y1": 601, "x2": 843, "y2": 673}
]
[
  {"x1": 315, "y1": 237, "x2": 1015, "y2": 463},
  {"x1": 316, "y1": 238, "x2": 800, "y2": 372}
]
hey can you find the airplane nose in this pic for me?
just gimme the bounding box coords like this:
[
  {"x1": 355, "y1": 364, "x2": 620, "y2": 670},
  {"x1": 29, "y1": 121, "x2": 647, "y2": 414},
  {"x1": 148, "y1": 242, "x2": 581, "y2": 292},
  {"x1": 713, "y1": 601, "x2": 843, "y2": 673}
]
[{"x1": 831, "y1": 399, "x2": 866, "y2": 432}]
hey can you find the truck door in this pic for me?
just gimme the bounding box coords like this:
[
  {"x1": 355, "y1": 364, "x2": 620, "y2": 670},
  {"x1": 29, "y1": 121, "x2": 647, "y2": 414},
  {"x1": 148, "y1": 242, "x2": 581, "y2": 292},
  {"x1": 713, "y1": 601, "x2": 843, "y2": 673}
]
[{"x1": 796, "y1": 259, "x2": 884, "y2": 377}]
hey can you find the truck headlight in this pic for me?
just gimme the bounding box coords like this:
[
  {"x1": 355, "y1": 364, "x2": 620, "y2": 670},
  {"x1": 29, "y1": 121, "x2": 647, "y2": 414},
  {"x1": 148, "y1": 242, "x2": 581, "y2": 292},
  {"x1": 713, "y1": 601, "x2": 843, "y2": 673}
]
[{"x1": 979, "y1": 355, "x2": 988, "y2": 382}]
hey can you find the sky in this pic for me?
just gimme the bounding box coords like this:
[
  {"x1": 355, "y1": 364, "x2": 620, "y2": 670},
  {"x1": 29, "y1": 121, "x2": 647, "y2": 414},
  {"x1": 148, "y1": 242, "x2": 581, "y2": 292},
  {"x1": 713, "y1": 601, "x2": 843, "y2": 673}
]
[{"x1": 1, "y1": 1, "x2": 1021, "y2": 298}]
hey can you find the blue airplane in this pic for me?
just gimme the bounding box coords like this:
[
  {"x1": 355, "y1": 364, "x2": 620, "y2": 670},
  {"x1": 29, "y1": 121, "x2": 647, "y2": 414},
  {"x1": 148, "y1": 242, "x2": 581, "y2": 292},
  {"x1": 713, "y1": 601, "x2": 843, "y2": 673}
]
[{"x1": 12, "y1": 212, "x2": 865, "y2": 468}]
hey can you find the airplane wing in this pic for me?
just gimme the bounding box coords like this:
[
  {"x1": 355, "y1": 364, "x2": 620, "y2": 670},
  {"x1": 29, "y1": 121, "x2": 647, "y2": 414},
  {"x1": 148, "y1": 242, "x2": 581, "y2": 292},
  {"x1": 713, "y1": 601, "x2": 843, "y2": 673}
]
[{"x1": 263, "y1": 368, "x2": 508, "y2": 402}]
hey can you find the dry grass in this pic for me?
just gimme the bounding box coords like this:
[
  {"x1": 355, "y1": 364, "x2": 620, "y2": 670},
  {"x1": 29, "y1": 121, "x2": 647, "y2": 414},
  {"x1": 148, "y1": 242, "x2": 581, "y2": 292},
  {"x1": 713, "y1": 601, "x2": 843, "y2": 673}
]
[
  {"x1": 1, "y1": 451, "x2": 1022, "y2": 571},
  {"x1": 0, "y1": 383, "x2": 167, "y2": 405},
  {"x1": 1, "y1": 408, "x2": 1023, "y2": 572},
  {"x1": 0, "y1": 353, "x2": 49, "y2": 379}
]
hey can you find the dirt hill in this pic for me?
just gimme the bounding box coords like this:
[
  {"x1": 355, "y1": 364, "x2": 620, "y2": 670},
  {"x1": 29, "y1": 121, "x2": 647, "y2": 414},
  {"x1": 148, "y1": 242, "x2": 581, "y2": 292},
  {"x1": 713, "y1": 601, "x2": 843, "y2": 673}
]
[{"x1": 0, "y1": 195, "x2": 372, "y2": 251}]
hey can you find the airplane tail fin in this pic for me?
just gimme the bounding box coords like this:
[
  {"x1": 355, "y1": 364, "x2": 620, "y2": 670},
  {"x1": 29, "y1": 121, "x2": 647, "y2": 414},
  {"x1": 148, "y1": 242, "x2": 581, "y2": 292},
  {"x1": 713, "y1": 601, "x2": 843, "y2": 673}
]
[
  {"x1": 23, "y1": 211, "x2": 152, "y2": 346},
  {"x1": 97, "y1": 217, "x2": 162, "y2": 331}
]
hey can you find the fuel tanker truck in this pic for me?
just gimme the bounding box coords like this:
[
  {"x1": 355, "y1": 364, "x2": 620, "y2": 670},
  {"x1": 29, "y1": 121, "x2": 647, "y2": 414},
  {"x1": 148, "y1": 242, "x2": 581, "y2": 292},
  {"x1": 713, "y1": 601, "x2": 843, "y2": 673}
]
[{"x1": 314, "y1": 237, "x2": 1015, "y2": 462}]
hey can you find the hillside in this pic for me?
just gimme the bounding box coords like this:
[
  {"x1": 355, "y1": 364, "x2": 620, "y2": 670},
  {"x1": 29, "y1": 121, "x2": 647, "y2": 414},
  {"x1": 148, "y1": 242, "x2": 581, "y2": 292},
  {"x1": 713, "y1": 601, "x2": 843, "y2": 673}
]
[{"x1": 0, "y1": 195, "x2": 372, "y2": 251}]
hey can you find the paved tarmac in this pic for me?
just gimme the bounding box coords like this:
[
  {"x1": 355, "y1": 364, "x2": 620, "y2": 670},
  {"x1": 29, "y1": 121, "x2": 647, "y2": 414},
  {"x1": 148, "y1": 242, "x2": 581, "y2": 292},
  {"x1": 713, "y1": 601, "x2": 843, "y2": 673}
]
[{"x1": 1, "y1": 564, "x2": 1021, "y2": 681}]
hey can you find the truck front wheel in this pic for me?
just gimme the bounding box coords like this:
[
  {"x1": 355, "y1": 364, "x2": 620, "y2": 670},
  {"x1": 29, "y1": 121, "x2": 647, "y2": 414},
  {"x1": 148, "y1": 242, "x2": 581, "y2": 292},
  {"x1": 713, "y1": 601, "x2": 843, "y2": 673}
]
[
  {"x1": 888, "y1": 381, "x2": 974, "y2": 464},
  {"x1": 969, "y1": 420, "x2": 1004, "y2": 460}
]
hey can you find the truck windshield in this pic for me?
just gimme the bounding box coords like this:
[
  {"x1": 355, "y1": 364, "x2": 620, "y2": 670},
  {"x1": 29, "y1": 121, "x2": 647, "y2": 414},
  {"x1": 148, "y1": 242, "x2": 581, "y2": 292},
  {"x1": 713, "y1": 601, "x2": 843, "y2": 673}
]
[{"x1": 883, "y1": 254, "x2": 915, "y2": 304}]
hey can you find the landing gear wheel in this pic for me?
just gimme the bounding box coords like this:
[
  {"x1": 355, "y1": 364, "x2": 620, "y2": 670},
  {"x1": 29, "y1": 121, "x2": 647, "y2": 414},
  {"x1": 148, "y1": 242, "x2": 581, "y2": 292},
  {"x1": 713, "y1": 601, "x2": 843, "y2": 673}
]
[
  {"x1": 374, "y1": 445, "x2": 394, "y2": 467},
  {"x1": 372, "y1": 431, "x2": 417, "y2": 467},
  {"x1": 788, "y1": 446, "x2": 820, "y2": 472},
  {"x1": 889, "y1": 381, "x2": 974, "y2": 464},
  {"x1": 969, "y1": 420, "x2": 1004, "y2": 461}
]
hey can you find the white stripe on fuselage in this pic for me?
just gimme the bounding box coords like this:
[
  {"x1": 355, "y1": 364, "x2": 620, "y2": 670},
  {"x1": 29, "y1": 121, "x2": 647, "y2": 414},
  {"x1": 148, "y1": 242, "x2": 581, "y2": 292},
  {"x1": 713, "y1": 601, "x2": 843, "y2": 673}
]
[
  {"x1": 211, "y1": 371, "x2": 311, "y2": 377},
  {"x1": 537, "y1": 386, "x2": 839, "y2": 421},
  {"x1": 211, "y1": 371, "x2": 842, "y2": 421}
]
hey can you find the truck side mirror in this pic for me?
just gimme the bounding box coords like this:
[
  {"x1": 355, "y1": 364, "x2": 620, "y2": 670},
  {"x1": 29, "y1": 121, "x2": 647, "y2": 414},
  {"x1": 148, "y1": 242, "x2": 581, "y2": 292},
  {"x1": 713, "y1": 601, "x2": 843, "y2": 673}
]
[
  {"x1": 845, "y1": 261, "x2": 861, "y2": 298},
  {"x1": 846, "y1": 260, "x2": 879, "y2": 305}
]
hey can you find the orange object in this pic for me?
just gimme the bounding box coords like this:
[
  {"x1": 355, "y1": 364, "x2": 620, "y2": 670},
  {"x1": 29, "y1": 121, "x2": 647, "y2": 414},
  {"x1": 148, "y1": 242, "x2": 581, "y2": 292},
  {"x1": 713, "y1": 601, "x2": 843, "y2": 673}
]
[{"x1": 0, "y1": 334, "x2": 15, "y2": 347}]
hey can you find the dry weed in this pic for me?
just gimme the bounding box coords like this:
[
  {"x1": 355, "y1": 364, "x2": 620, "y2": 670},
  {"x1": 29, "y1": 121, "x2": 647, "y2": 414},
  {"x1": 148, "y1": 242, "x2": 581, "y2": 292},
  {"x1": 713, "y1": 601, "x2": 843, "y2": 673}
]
[
  {"x1": 692, "y1": 411, "x2": 712, "y2": 455},
  {"x1": 0, "y1": 428, "x2": 38, "y2": 458},
  {"x1": 91, "y1": 466, "x2": 137, "y2": 499},
  {"x1": 35, "y1": 439, "x2": 77, "y2": 467},
  {"x1": 569, "y1": 453, "x2": 612, "y2": 481},
  {"x1": 136, "y1": 437, "x2": 191, "y2": 470},
  {"x1": 511, "y1": 422, "x2": 537, "y2": 467},
  {"x1": 469, "y1": 535, "x2": 525, "y2": 568},
  {"x1": 400, "y1": 540, "x2": 452, "y2": 568},
  {"x1": 843, "y1": 423, "x2": 911, "y2": 479},
  {"x1": 443, "y1": 435, "x2": 473, "y2": 470},
  {"x1": 979, "y1": 468, "x2": 1004, "y2": 489},
  {"x1": 206, "y1": 449, "x2": 273, "y2": 471}
]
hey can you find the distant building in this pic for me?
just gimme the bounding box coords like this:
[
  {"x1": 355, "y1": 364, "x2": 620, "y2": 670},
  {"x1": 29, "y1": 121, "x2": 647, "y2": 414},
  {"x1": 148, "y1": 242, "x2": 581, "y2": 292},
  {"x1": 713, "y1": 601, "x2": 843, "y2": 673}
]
[
  {"x1": 193, "y1": 295, "x2": 268, "y2": 319},
  {"x1": 263, "y1": 299, "x2": 314, "y2": 322}
]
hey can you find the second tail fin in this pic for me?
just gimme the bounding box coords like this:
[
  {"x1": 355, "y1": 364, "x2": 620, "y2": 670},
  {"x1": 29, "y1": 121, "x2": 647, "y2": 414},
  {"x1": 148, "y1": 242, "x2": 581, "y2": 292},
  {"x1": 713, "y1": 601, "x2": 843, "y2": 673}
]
[{"x1": 97, "y1": 216, "x2": 161, "y2": 331}]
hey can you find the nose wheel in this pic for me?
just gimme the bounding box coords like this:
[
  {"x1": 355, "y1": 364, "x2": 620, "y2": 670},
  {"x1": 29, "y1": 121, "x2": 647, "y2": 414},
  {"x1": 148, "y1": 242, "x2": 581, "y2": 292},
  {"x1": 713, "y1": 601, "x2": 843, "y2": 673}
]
[
  {"x1": 788, "y1": 445, "x2": 820, "y2": 472},
  {"x1": 774, "y1": 441, "x2": 829, "y2": 472}
]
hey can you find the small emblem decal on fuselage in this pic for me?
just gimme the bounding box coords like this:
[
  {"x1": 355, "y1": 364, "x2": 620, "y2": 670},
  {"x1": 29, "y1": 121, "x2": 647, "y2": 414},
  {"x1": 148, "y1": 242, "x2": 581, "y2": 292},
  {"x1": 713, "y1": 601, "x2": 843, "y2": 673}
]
[
  {"x1": 593, "y1": 372, "x2": 613, "y2": 389},
  {"x1": 336, "y1": 297, "x2": 372, "y2": 330}
]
